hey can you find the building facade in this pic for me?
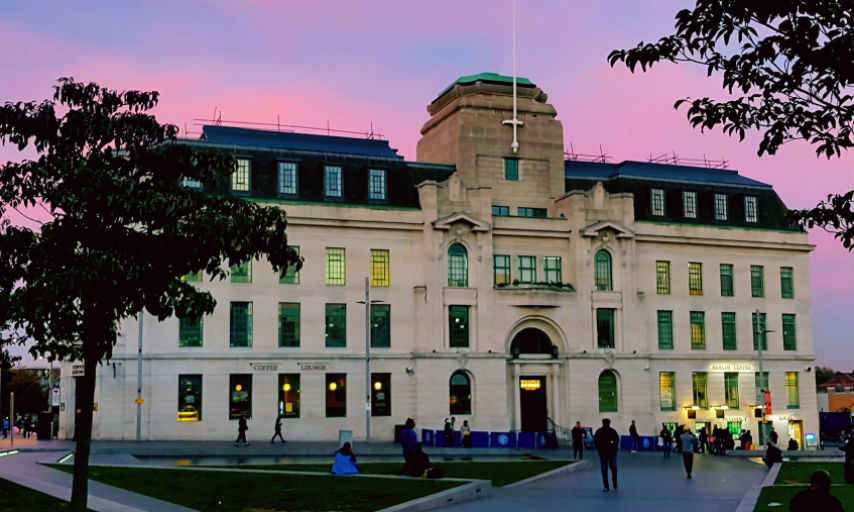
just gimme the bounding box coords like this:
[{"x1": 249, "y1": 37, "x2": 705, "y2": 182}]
[{"x1": 58, "y1": 74, "x2": 819, "y2": 446}]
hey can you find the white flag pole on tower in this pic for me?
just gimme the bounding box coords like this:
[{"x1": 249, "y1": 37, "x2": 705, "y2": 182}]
[{"x1": 503, "y1": 0, "x2": 523, "y2": 153}]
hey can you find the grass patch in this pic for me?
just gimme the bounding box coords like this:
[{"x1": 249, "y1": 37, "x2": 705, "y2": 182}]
[
  {"x1": 231, "y1": 460, "x2": 572, "y2": 487},
  {"x1": 0, "y1": 477, "x2": 90, "y2": 511},
  {"x1": 754, "y1": 485, "x2": 853, "y2": 512},
  {"x1": 49, "y1": 465, "x2": 460, "y2": 512},
  {"x1": 774, "y1": 462, "x2": 846, "y2": 485}
]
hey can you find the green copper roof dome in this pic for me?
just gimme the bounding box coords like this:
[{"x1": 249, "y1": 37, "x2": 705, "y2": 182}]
[{"x1": 435, "y1": 72, "x2": 535, "y2": 100}]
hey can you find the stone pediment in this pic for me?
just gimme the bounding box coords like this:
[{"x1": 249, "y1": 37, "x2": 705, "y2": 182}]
[
  {"x1": 432, "y1": 211, "x2": 491, "y2": 232},
  {"x1": 581, "y1": 220, "x2": 634, "y2": 239}
]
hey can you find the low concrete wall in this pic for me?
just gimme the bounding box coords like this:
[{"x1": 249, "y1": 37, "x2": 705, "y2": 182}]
[{"x1": 378, "y1": 479, "x2": 492, "y2": 512}]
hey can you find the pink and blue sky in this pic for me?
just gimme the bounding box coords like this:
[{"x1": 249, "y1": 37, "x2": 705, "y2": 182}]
[{"x1": 1, "y1": 1, "x2": 851, "y2": 369}]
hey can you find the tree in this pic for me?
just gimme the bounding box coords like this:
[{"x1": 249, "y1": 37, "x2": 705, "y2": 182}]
[
  {"x1": 608, "y1": 1, "x2": 853, "y2": 249},
  {"x1": 0, "y1": 78, "x2": 300, "y2": 510},
  {"x1": 7, "y1": 370, "x2": 47, "y2": 415},
  {"x1": 815, "y1": 366, "x2": 839, "y2": 386}
]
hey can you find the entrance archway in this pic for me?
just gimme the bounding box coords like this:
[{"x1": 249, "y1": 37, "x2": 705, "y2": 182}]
[{"x1": 510, "y1": 328, "x2": 555, "y2": 432}]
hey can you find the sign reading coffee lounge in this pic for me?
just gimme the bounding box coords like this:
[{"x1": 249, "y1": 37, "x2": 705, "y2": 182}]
[{"x1": 709, "y1": 362, "x2": 755, "y2": 372}]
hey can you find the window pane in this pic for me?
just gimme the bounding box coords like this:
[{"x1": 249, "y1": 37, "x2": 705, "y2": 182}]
[
  {"x1": 714, "y1": 194, "x2": 728, "y2": 221},
  {"x1": 232, "y1": 158, "x2": 251, "y2": 192},
  {"x1": 325, "y1": 304, "x2": 346, "y2": 348},
  {"x1": 721, "y1": 312, "x2": 737, "y2": 350},
  {"x1": 518, "y1": 255, "x2": 536, "y2": 284},
  {"x1": 229, "y1": 302, "x2": 253, "y2": 347},
  {"x1": 594, "y1": 251, "x2": 612, "y2": 291},
  {"x1": 181, "y1": 177, "x2": 202, "y2": 189},
  {"x1": 229, "y1": 374, "x2": 252, "y2": 419},
  {"x1": 449, "y1": 306, "x2": 470, "y2": 348},
  {"x1": 326, "y1": 373, "x2": 346, "y2": 417},
  {"x1": 179, "y1": 316, "x2": 203, "y2": 347},
  {"x1": 651, "y1": 188, "x2": 665, "y2": 216},
  {"x1": 278, "y1": 161, "x2": 297, "y2": 195},
  {"x1": 598, "y1": 371, "x2": 618, "y2": 412},
  {"x1": 683, "y1": 191, "x2": 697, "y2": 218},
  {"x1": 656, "y1": 261, "x2": 671, "y2": 294},
  {"x1": 752, "y1": 312, "x2": 767, "y2": 350},
  {"x1": 371, "y1": 373, "x2": 391, "y2": 417},
  {"x1": 279, "y1": 374, "x2": 300, "y2": 418},
  {"x1": 692, "y1": 372, "x2": 708, "y2": 409},
  {"x1": 449, "y1": 372, "x2": 471, "y2": 414},
  {"x1": 517, "y1": 207, "x2": 547, "y2": 218},
  {"x1": 659, "y1": 372, "x2": 675, "y2": 411},
  {"x1": 690, "y1": 311, "x2": 706, "y2": 350},
  {"x1": 177, "y1": 374, "x2": 202, "y2": 422},
  {"x1": 231, "y1": 260, "x2": 252, "y2": 283},
  {"x1": 504, "y1": 158, "x2": 519, "y2": 181},
  {"x1": 448, "y1": 244, "x2": 468, "y2": 287},
  {"x1": 755, "y1": 371, "x2": 769, "y2": 402},
  {"x1": 744, "y1": 196, "x2": 758, "y2": 222},
  {"x1": 782, "y1": 314, "x2": 796, "y2": 350},
  {"x1": 597, "y1": 308, "x2": 615, "y2": 349},
  {"x1": 279, "y1": 246, "x2": 300, "y2": 284},
  {"x1": 370, "y1": 249, "x2": 390, "y2": 287},
  {"x1": 368, "y1": 169, "x2": 387, "y2": 200},
  {"x1": 326, "y1": 248, "x2": 346, "y2": 285},
  {"x1": 544, "y1": 256, "x2": 562, "y2": 284},
  {"x1": 182, "y1": 271, "x2": 202, "y2": 283},
  {"x1": 278, "y1": 303, "x2": 300, "y2": 347},
  {"x1": 786, "y1": 372, "x2": 799, "y2": 408},
  {"x1": 657, "y1": 311, "x2": 673, "y2": 350},
  {"x1": 324, "y1": 165, "x2": 342, "y2": 197},
  {"x1": 371, "y1": 304, "x2": 391, "y2": 348},
  {"x1": 492, "y1": 205, "x2": 509, "y2": 217},
  {"x1": 780, "y1": 267, "x2": 794, "y2": 299},
  {"x1": 688, "y1": 262, "x2": 703, "y2": 295},
  {"x1": 725, "y1": 372, "x2": 739, "y2": 408},
  {"x1": 720, "y1": 264, "x2": 734, "y2": 297},
  {"x1": 750, "y1": 265, "x2": 764, "y2": 297},
  {"x1": 494, "y1": 255, "x2": 511, "y2": 286}
]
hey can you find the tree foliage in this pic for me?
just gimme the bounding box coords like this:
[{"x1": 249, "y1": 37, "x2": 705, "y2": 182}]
[
  {"x1": 0, "y1": 78, "x2": 300, "y2": 510},
  {"x1": 7, "y1": 370, "x2": 47, "y2": 415},
  {"x1": 608, "y1": 1, "x2": 854, "y2": 249}
]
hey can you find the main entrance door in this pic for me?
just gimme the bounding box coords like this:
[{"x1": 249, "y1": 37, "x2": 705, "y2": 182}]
[{"x1": 520, "y1": 376, "x2": 547, "y2": 432}]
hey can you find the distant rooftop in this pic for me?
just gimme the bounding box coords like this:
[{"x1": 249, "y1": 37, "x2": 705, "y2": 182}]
[
  {"x1": 436, "y1": 72, "x2": 536, "y2": 101},
  {"x1": 565, "y1": 160, "x2": 772, "y2": 189}
]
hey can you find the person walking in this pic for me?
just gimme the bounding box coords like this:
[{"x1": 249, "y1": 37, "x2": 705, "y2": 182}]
[
  {"x1": 270, "y1": 415, "x2": 286, "y2": 444},
  {"x1": 839, "y1": 429, "x2": 853, "y2": 485},
  {"x1": 680, "y1": 427, "x2": 697, "y2": 479},
  {"x1": 594, "y1": 418, "x2": 619, "y2": 492},
  {"x1": 443, "y1": 418, "x2": 453, "y2": 447},
  {"x1": 629, "y1": 420, "x2": 640, "y2": 452},
  {"x1": 234, "y1": 415, "x2": 249, "y2": 446},
  {"x1": 460, "y1": 420, "x2": 472, "y2": 448},
  {"x1": 698, "y1": 428, "x2": 708, "y2": 454},
  {"x1": 659, "y1": 424, "x2": 672, "y2": 458},
  {"x1": 571, "y1": 421, "x2": 584, "y2": 460},
  {"x1": 789, "y1": 470, "x2": 844, "y2": 512},
  {"x1": 398, "y1": 417, "x2": 418, "y2": 475}
]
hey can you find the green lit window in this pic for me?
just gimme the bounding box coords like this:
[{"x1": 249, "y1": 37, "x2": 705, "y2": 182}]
[
  {"x1": 448, "y1": 244, "x2": 468, "y2": 287},
  {"x1": 179, "y1": 316, "x2": 203, "y2": 347},
  {"x1": 597, "y1": 308, "x2": 615, "y2": 349},
  {"x1": 688, "y1": 262, "x2": 703, "y2": 295},
  {"x1": 720, "y1": 264, "x2": 733, "y2": 297},
  {"x1": 504, "y1": 158, "x2": 519, "y2": 180},
  {"x1": 229, "y1": 374, "x2": 252, "y2": 419},
  {"x1": 182, "y1": 271, "x2": 202, "y2": 283},
  {"x1": 448, "y1": 306, "x2": 470, "y2": 348},
  {"x1": 229, "y1": 302, "x2": 252, "y2": 347},
  {"x1": 449, "y1": 371, "x2": 472, "y2": 415},
  {"x1": 370, "y1": 249, "x2": 390, "y2": 287},
  {"x1": 692, "y1": 372, "x2": 708, "y2": 409},
  {"x1": 750, "y1": 265, "x2": 764, "y2": 297},
  {"x1": 656, "y1": 261, "x2": 670, "y2": 294},
  {"x1": 782, "y1": 314, "x2": 796, "y2": 351},
  {"x1": 752, "y1": 312, "x2": 767, "y2": 350},
  {"x1": 659, "y1": 372, "x2": 675, "y2": 411},
  {"x1": 690, "y1": 311, "x2": 706, "y2": 350},
  {"x1": 278, "y1": 374, "x2": 300, "y2": 418},
  {"x1": 324, "y1": 165, "x2": 343, "y2": 198},
  {"x1": 725, "y1": 372, "x2": 739, "y2": 408},
  {"x1": 371, "y1": 373, "x2": 391, "y2": 417},
  {"x1": 657, "y1": 311, "x2": 673, "y2": 350},
  {"x1": 371, "y1": 304, "x2": 391, "y2": 348},
  {"x1": 494, "y1": 255, "x2": 511, "y2": 286},
  {"x1": 598, "y1": 371, "x2": 618, "y2": 412},
  {"x1": 492, "y1": 205, "x2": 510, "y2": 217},
  {"x1": 780, "y1": 267, "x2": 794, "y2": 299},
  {"x1": 177, "y1": 374, "x2": 202, "y2": 422},
  {"x1": 544, "y1": 256, "x2": 562, "y2": 284},
  {"x1": 721, "y1": 312, "x2": 737, "y2": 351},
  {"x1": 727, "y1": 421, "x2": 742, "y2": 436},
  {"x1": 231, "y1": 260, "x2": 251, "y2": 283},
  {"x1": 594, "y1": 250, "x2": 612, "y2": 291},
  {"x1": 326, "y1": 373, "x2": 346, "y2": 417},
  {"x1": 755, "y1": 371, "x2": 769, "y2": 402},
  {"x1": 279, "y1": 246, "x2": 300, "y2": 284},
  {"x1": 231, "y1": 158, "x2": 251, "y2": 192},
  {"x1": 786, "y1": 372, "x2": 799, "y2": 408},
  {"x1": 278, "y1": 303, "x2": 300, "y2": 347},
  {"x1": 325, "y1": 304, "x2": 346, "y2": 348},
  {"x1": 518, "y1": 255, "x2": 536, "y2": 284},
  {"x1": 326, "y1": 248, "x2": 346, "y2": 286},
  {"x1": 368, "y1": 169, "x2": 387, "y2": 201}
]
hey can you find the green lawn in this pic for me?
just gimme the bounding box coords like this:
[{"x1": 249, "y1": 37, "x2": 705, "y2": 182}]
[
  {"x1": 774, "y1": 462, "x2": 846, "y2": 485},
  {"x1": 0, "y1": 477, "x2": 89, "y2": 511},
  {"x1": 754, "y1": 485, "x2": 853, "y2": 512},
  {"x1": 50, "y1": 465, "x2": 460, "y2": 512}
]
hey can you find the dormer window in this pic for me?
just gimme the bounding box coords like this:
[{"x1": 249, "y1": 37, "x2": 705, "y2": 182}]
[
  {"x1": 278, "y1": 162, "x2": 298, "y2": 196},
  {"x1": 651, "y1": 188, "x2": 665, "y2": 216},
  {"x1": 368, "y1": 169, "x2": 387, "y2": 201},
  {"x1": 324, "y1": 165, "x2": 343, "y2": 198},
  {"x1": 744, "y1": 196, "x2": 758, "y2": 223},
  {"x1": 231, "y1": 158, "x2": 251, "y2": 193},
  {"x1": 683, "y1": 191, "x2": 697, "y2": 218},
  {"x1": 714, "y1": 194, "x2": 728, "y2": 221}
]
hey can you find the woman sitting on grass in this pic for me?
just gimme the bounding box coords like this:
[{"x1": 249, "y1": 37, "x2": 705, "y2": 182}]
[{"x1": 331, "y1": 442, "x2": 359, "y2": 475}]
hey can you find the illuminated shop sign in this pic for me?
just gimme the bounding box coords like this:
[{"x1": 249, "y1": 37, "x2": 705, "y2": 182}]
[
  {"x1": 709, "y1": 362, "x2": 754, "y2": 372},
  {"x1": 520, "y1": 379, "x2": 542, "y2": 390}
]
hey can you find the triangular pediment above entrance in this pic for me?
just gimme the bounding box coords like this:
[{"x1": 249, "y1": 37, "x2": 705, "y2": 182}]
[
  {"x1": 580, "y1": 220, "x2": 634, "y2": 239},
  {"x1": 432, "y1": 211, "x2": 490, "y2": 232}
]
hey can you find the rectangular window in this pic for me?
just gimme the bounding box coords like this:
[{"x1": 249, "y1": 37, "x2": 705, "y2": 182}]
[
  {"x1": 278, "y1": 303, "x2": 300, "y2": 347},
  {"x1": 324, "y1": 165, "x2": 343, "y2": 198},
  {"x1": 692, "y1": 372, "x2": 708, "y2": 409},
  {"x1": 504, "y1": 158, "x2": 519, "y2": 181},
  {"x1": 544, "y1": 256, "x2": 562, "y2": 284},
  {"x1": 177, "y1": 374, "x2": 202, "y2": 422},
  {"x1": 755, "y1": 371, "x2": 769, "y2": 402},
  {"x1": 229, "y1": 374, "x2": 252, "y2": 419},
  {"x1": 725, "y1": 372, "x2": 739, "y2": 409},
  {"x1": 688, "y1": 262, "x2": 703, "y2": 295},
  {"x1": 278, "y1": 161, "x2": 298, "y2": 195},
  {"x1": 230, "y1": 260, "x2": 252, "y2": 283},
  {"x1": 370, "y1": 249, "x2": 390, "y2": 287},
  {"x1": 719, "y1": 264, "x2": 734, "y2": 297},
  {"x1": 683, "y1": 191, "x2": 697, "y2": 218},
  {"x1": 371, "y1": 304, "x2": 391, "y2": 348},
  {"x1": 518, "y1": 256, "x2": 536, "y2": 284},
  {"x1": 448, "y1": 305, "x2": 470, "y2": 348},
  {"x1": 493, "y1": 255, "x2": 511, "y2": 286},
  {"x1": 596, "y1": 308, "x2": 615, "y2": 349},
  {"x1": 517, "y1": 207, "x2": 547, "y2": 218},
  {"x1": 786, "y1": 372, "x2": 799, "y2": 408},
  {"x1": 721, "y1": 312, "x2": 737, "y2": 351},
  {"x1": 179, "y1": 316, "x2": 203, "y2": 347},
  {"x1": 782, "y1": 314, "x2": 796, "y2": 351},
  {"x1": 326, "y1": 248, "x2": 346, "y2": 285},
  {"x1": 371, "y1": 373, "x2": 391, "y2": 417},
  {"x1": 181, "y1": 177, "x2": 202, "y2": 189},
  {"x1": 690, "y1": 311, "x2": 706, "y2": 350},
  {"x1": 182, "y1": 271, "x2": 202, "y2": 283},
  {"x1": 714, "y1": 194, "x2": 728, "y2": 221},
  {"x1": 651, "y1": 188, "x2": 665, "y2": 216},
  {"x1": 656, "y1": 261, "x2": 671, "y2": 294},
  {"x1": 279, "y1": 246, "x2": 300, "y2": 284},
  {"x1": 780, "y1": 267, "x2": 794, "y2": 299},
  {"x1": 750, "y1": 265, "x2": 764, "y2": 297},
  {"x1": 659, "y1": 372, "x2": 675, "y2": 411},
  {"x1": 278, "y1": 374, "x2": 300, "y2": 418},
  {"x1": 229, "y1": 302, "x2": 252, "y2": 347},
  {"x1": 752, "y1": 312, "x2": 767, "y2": 350},
  {"x1": 325, "y1": 304, "x2": 346, "y2": 348},
  {"x1": 368, "y1": 169, "x2": 387, "y2": 201},
  {"x1": 744, "y1": 196, "x2": 758, "y2": 222},
  {"x1": 657, "y1": 311, "x2": 673, "y2": 350},
  {"x1": 231, "y1": 158, "x2": 251, "y2": 192},
  {"x1": 326, "y1": 373, "x2": 346, "y2": 417},
  {"x1": 492, "y1": 205, "x2": 510, "y2": 217}
]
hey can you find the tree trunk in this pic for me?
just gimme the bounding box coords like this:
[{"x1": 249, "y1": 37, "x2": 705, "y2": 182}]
[{"x1": 70, "y1": 344, "x2": 100, "y2": 510}]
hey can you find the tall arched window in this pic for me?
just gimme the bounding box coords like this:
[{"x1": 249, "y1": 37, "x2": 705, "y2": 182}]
[
  {"x1": 594, "y1": 250, "x2": 612, "y2": 291},
  {"x1": 449, "y1": 371, "x2": 472, "y2": 414},
  {"x1": 448, "y1": 244, "x2": 468, "y2": 287},
  {"x1": 598, "y1": 371, "x2": 618, "y2": 412}
]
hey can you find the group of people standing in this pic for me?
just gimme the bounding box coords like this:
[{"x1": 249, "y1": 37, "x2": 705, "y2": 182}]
[{"x1": 1, "y1": 415, "x2": 37, "y2": 439}]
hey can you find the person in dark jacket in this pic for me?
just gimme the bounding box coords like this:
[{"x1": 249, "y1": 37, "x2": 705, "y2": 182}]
[
  {"x1": 680, "y1": 428, "x2": 698, "y2": 478},
  {"x1": 594, "y1": 418, "x2": 620, "y2": 491},
  {"x1": 270, "y1": 415, "x2": 286, "y2": 444},
  {"x1": 398, "y1": 417, "x2": 418, "y2": 475},
  {"x1": 234, "y1": 416, "x2": 249, "y2": 446},
  {"x1": 660, "y1": 424, "x2": 673, "y2": 458},
  {"x1": 571, "y1": 421, "x2": 584, "y2": 459},
  {"x1": 443, "y1": 418, "x2": 453, "y2": 447},
  {"x1": 840, "y1": 430, "x2": 854, "y2": 485},
  {"x1": 789, "y1": 470, "x2": 844, "y2": 512},
  {"x1": 629, "y1": 420, "x2": 640, "y2": 452},
  {"x1": 698, "y1": 428, "x2": 708, "y2": 454},
  {"x1": 764, "y1": 431, "x2": 783, "y2": 468}
]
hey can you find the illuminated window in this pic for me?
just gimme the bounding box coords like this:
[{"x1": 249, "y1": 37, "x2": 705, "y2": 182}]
[
  {"x1": 370, "y1": 249, "x2": 390, "y2": 287},
  {"x1": 720, "y1": 264, "x2": 734, "y2": 297},
  {"x1": 714, "y1": 194, "x2": 728, "y2": 221},
  {"x1": 231, "y1": 260, "x2": 251, "y2": 283},
  {"x1": 651, "y1": 188, "x2": 665, "y2": 216},
  {"x1": 518, "y1": 255, "x2": 536, "y2": 284},
  {"x1": 325, "y1": 304, "x2": 346, "y2": 348},
  {"x1": 177, "y1": 374, "x2": 202, "y2": 422},
  {"x1": 780, "y1": 267, "x2": 794, "y2": 299},
  {"x1": 448, "y1": 244, "x2": 468, "y2": 287},
  {"x1": 690, "y1": 311, "x2": 706, "y2": 350},
  {"x1": 182, "y1": 270, "x2": 202, "y2": 283},
  {"x1": 744, "y1": 196, "x2": 758, "y2": 222},
  {"x1": 657, "y1": 311, "x2": 673, "y2": 350},
  {"x1": 279, "y1": 246, "x2": 300, "y2": 284},
  {"x1": 326, "y1": 248, "x2": 346, "y2": 285},
  {"x1": 371, "y1": 304, "x2": 390, "y2": 348},
  {"x1": 181, "y1": 177, "x2": 202, "y2": 189},
  {"x1": 721, "y1": 312, "x2": 737, "y2": 350},
  {"x1": 692, "y1": 372, "x2": 708, "y2": 409},
  {"x1": 325, "y1": 373, "x2": 346, "y2": 417},
  {"x1": 229, "y1": 374, "x2": 252, "y2": 419},
  {"x1": 725, "y1": 372, "x2": 739, "y2": 408},
  {"x1": 594, "y1": 250, "x2": 612, "y2": 291},
  {"x1": 229, "y1": 302, "x2": 252, "y2": 347},
  {"x1": 597, "y1": 308, "x2": 615, "y2": 349},
  {"x1": 598, "y1": 371, "x2": 618, "y2": 412},
  {"x1": 449, "y1": 371, "x2": 472, "y2": 415},
  {"x1": 752, "y1": 312, "x2": 767, "y2": 350},
  {"x1": 659, "y1": 372, "x2": 675, "y2": 411},
  {"x1": 368, "y1": 169, "x2": 387, "y2": 201},
  {"x1": 324, "y1": 165, "x2": 343, "y2": 197},
  {"x1": 278, "y1": 374, "x2": 300, "y2": 418},
  {"x1": 448, "y1": 306, "x2": 469, "y2": 348},
  {"x1": 786, "y1": 372, "x2": 799, "y2": 408},
  {"x1": 755, "y1": 371, "x2": 769, "y2": 402},
  {"x1": 278, "y1": 303, "x2": 300, "y2": 347},
  {"x1": 492, "y1": 205, "x2": 510, "y2": 217},
  {"x1": 371, "y1": 373, "x2": 391, "y2": 417},
  {"x1": 688, "y1": 262, "x2": 703, "y2": 295},
  {"x1": 178, "y1": 316, "x2": 202, "y2": 347},
  {"x1": 278, "y1": 161, "x2": 298, "y2": 195},
  {"x1": 493, "y1": 255, "x2": 511, "y2": 286},
  {"x1": 656, "y1": 261, "x2": 671, "y2": 294},
  {"x1": 683, "y1": 191, "x2": 697, "y2": 218},
  {"x1": 231, "y1": 158, "x2": 251, "y2": 192},
  {"x1": 544, "y1": 256, "x2": 562, "y2": 284},
  {"x1": 782, "y1": 314, "x2": 796, "y2": 351},
  {"x1": 504, "y1": 158, "x2": 519, "y2": 181},
  {"x1": 751, "y1": 265, "x2": 764, "y2": 297}
]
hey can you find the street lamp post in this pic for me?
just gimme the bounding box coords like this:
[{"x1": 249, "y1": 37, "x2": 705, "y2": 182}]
[
  {"x1": 357, "y1": 277, "x2": 385, "y2": 443},
  {"x1": 754, "y1": 309, "x2": 774, "y2": 445}
]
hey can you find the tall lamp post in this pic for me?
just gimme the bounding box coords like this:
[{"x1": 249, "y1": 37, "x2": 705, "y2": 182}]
[
  {"x1": 754, "y1": 309, "x2": 774, "y2": 445},
  {"x1": 357, "y1": 277, "x2": 384, "y2": 442}
]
